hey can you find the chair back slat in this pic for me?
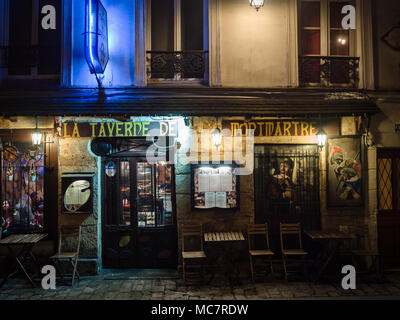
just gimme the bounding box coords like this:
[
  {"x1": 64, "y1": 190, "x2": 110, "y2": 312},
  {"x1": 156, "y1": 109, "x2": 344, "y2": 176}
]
[
  {"x1": 181, "y1": 224, "x2": 203, "y2": 252},
  {"x1": 247, "y1": 223, "x2": 270, "y2": 250},
  {"x1": 280, "y1": 222, "x2": 303, "y2": 250},
  {"x1": 58, "y1": 225, "x2": 82, "y2": 255}
]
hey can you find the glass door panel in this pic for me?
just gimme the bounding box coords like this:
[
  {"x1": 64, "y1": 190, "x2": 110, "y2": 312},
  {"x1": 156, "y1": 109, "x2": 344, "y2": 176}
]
[{"x1": 137, "y1": 162, "x2": 155, "y2": 228}]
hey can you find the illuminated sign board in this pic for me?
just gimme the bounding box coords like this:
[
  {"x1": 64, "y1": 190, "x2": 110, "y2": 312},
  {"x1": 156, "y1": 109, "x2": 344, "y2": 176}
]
[{"x1": 84, "y1": 0, "x2": 109, "y2": 74}]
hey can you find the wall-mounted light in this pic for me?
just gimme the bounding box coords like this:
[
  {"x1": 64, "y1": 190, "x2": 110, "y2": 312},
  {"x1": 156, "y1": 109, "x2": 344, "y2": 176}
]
[
  {"x1": 212, "y1": 127, "x2": 223, "y2": 149},
  {"x1": 317, "y1": 128, "x2": 327, "y2": 150},
  {"x1": 32, "y1": 116, "x2": 42, "y2": 146},
  {"x1": 249, "y1": 0, "x2": 264, "y2": 11}
]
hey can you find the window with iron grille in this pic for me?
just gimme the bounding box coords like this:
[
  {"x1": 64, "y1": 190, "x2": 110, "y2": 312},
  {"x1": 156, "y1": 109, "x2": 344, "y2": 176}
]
[
  {"x1": 254, "y1": 145, "x2": 321, "y2": 251},
  {"x1": 378, "y1": 149, "x2": 400, "y2": 213},
  {"x1": 1, "y1": 141, "x2": 45, "y2": 233}
]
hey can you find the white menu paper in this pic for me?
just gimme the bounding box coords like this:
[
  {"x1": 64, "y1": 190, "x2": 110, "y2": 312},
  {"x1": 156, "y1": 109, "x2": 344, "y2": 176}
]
[
  {"x1": 204, "y1": 192, "x2": 216, "y2": 208},
  {"x1": 220, "y1": 173, "x2": 233, "y2": 192},
  {"x1": 198, "y1": 174, "x2": 210, "y2": 192},
  {"x1": 216, "y1": 192, "x2": 227, "y2": 208},
  {"x1": 209, "y1": 174, "x2": 221, "y2": 192}
]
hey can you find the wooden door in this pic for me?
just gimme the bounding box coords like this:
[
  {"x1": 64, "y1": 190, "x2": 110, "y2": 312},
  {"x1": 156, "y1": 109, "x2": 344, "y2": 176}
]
[{"x1": 102, "y1": 157, "x2": 177, "y2": 269}]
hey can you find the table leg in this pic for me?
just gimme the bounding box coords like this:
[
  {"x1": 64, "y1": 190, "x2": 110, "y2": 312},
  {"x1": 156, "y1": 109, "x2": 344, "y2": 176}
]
[
  {"x1": 314, "y1": 240, "x2": 341, "y2": 282},
  {"x1": 0, "y1": 244, "x2": 37, "y2": 288}
]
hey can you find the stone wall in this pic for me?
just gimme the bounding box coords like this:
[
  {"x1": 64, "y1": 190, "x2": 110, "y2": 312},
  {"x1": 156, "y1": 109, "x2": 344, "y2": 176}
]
[
  {"x1": 175, "y1": 116, "x2": 372, "y2": 272},
  {"x1": 58, "y1": 137, "x2": 99, "y2": 274}
]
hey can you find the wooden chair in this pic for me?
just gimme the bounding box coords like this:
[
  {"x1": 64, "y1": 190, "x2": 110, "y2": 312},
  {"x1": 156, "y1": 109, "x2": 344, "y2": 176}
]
[
  {"x1": 280, "y1": 222, "x2": 308, "y2": 281},
  {"x1": 181, "y1": 224, "x2": 206, "y2": 284},
  {"x1": 350, "y1": 224, "x2": 381, "y2": 279},
  {"x1": 247, "y1": 223, "x2": 274, "y2": 282},
  {"x1": 50, "y1": 225, "x2": 82, "y2": 286}
]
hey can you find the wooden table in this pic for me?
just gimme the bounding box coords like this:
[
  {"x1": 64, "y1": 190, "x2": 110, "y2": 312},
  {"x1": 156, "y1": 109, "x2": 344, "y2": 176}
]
[
  {"x1": 305, "y1": 230, "x2": 355, "y2": 282},
  {"x1": 0, "y1": 233, "x2": 48, "y2": 288},
  {"x1": 204, "y1": 231, "x2": 245, "y2": 285},
  {"x1": 204, "y1": 232, "x2": 245, "y2": 242}
]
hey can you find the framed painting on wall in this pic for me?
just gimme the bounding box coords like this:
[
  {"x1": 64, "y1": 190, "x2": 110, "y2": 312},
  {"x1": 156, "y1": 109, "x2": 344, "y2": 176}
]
[
  {"x1": 61, "y1": 173, "x2": 94, "y2": 214},
  {"x1": 327, "y1": 136, "x2": 363, "y2": 208}
]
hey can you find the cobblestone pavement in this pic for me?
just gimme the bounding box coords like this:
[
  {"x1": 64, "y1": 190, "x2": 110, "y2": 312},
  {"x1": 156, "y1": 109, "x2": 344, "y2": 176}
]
[{"x1": 1, "y1": 273, "x2": 400, "y2": 300}]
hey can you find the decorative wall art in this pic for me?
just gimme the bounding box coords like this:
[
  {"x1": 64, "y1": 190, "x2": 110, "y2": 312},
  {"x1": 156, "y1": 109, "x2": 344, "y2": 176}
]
[
  {"x1": 62, "y1": 174, "x2": 94, "y2": 214},
  {"x1": 327, "y1": 137, "x2": 363, "y2": 207}
]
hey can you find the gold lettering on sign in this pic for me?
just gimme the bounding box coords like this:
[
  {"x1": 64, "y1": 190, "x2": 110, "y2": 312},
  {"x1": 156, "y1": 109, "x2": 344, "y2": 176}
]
[
  {"x1": 115, "y1": 122, "x2": 123, "y2": 137},
  {"x1": 258, "y1": 122, "x2": 265, "y2": 136},
  {"x1": 230, "y1": 123, "x2": 240, "y2": 137},
  {"x1": 142, "y1": 122, "x2": 150, "y2": 136},
  {"x1": 292, "y1": 122, "x2": 299, "y2": 136},
  {"x1": 72, "y1": 123, "x2": 80, "y2": 138},
  {"x1": 275, "y1": 122, "x2": 282, "y2": 136},
  {"x1": 309, "y1": 122, "x2": 317, "y2": 136},
  {"x1": 63, "y1": 123, "x2": 71, "y2": 138},
  {"x1": 134, "y1": 122, "x2": 142, "y2": 136},
  {"x1": 125, "y1": 122, "x2": 133, "y2": 137},
  {"x1": 283, "y1": 122, "x2": 291, "y2": 136},
  {"x1": 107, "y1": 122, "x2": 116, "y2": 137},
  {"x1": 90, "y1": 123, "x2": 97, "y2": 137},
  {"x1": 98, "y1": 123, "x2": 106, "y2": 137},
  {"x1": 301, "y1": 122, "x2": 309, "y2": 136},
  {"x1": 266, "y1": 122, "x2": 274, "y2": 136}
]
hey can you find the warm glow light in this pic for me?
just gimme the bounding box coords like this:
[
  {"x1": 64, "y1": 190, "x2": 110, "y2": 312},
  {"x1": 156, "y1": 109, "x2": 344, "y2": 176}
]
[
  {"x1": 249, "y1": 0, "x2": 264, "y2": 11},
  {"x1": 212, "y1": 128, "x2": 223, "y2": 148},
  {"x1": 338, "y1": 37, "x2": 347, "y2": 45},
  {"x1": 317, "y1": 129, "x2": 327, "y2": 149},
  {"x1": 32, "y1": 129, "x2": 42, "y2": 146}
]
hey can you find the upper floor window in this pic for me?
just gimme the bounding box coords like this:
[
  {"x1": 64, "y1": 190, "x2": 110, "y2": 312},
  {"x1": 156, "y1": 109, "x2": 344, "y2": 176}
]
[
  {"x1": 299, "y1": 0, "x2": 359, "y2": 87},
  {"x1": 0, "y1": 0, "x2": 61, "y2": 82},
  {"x1": 146, "y1": 0, "x2": 209, "y2": 84}
]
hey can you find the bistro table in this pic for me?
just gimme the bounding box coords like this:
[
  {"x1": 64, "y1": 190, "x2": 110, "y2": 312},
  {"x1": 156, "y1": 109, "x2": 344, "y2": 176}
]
[
  {"x1": 305, "y1": 230, "x2": 355, "y2": 282},
  {"x1": 204, "y1": 231, "x2": 245, "y2": 285},
  {"x1": 0, "y1": 233, "x2": 48, "y2": 288}
]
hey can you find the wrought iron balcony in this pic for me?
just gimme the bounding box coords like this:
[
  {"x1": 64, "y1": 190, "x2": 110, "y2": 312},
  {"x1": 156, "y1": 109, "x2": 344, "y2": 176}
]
[
  {"x1": 146, "y1": 50, "x2": 208, "y2": 81},
  {"x1": 299, "y1": 56, "x2": 360, "y2": 88}
]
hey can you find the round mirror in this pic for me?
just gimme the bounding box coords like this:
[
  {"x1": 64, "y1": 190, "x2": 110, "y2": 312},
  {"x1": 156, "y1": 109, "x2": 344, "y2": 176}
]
[{"x1": 64, "y1": 180, "x2": 91, "y2": 213}]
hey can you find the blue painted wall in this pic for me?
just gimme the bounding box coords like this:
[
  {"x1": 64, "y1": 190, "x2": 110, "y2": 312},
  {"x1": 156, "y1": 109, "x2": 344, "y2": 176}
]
[{"x1": 71, "y1": 0, "x2": 135, "y2": 87}]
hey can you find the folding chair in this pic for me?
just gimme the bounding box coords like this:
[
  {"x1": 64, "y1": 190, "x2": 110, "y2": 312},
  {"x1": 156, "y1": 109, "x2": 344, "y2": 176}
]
[
  {"x1": 50, "y1": 225, "x2": 82, "y2": 286},
  {"x1": 247, "y1": 223, "x2": 274, "y2": 282},
  {"x1": 181, "y1": 224, "x2": 207, "y2": 284},
  {"x1": 280, "y1": 222, "x2": 308, "y2": 281},
  {"x1": 350, "y1": 224, "x2": 381, "y2": 280}
]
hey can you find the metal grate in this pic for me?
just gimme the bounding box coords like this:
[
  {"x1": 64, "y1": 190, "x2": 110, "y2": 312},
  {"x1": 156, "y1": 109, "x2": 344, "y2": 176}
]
[
  {"x1": 254, "y1": 145, "x2": 320, "y2": 246},
  {"x1": 299, "y1": 55, "x2": 360, "y2": 88},
  {"x1": 378, "y1": 158, "x2": 393, "y2": 211},
  {"x1": 146, "y1": 50, "x2": 208, "y2": 80},
  {"x1": 1, "y1": 143, "x2": 44, "y2": 233}
]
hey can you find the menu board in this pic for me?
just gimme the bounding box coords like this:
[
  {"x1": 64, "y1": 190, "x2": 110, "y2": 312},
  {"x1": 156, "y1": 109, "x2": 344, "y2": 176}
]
[{"x1": 192, "y1": 165, "x2": 239, "y2": 210}]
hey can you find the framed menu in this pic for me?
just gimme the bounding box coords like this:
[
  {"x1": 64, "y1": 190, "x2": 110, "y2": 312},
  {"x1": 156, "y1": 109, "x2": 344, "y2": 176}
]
[{"x1": 192, "y1": 164, "x2": 239, "y2": 210}]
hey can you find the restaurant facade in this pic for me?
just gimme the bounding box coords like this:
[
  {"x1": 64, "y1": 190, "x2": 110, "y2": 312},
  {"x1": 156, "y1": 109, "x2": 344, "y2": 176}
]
[{"x1": 0, "y1": 0, "x2": 399, "y2": 276}]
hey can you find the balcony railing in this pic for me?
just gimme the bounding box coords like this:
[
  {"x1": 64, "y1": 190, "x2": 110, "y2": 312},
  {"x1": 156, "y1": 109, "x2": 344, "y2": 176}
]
[
  {"x1": 146, "y1": 50, "x2": 208, "y2": 81},
  {"x1": 299, "y1": 56, "x2": 360, "y2": 88}
]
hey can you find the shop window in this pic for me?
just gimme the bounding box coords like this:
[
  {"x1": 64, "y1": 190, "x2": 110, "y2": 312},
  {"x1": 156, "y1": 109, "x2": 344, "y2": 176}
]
[
  {"x1": 299, "y1": 0, "x2": 359, "y2": 87},
  {"x1": 1, "y1": 0, "x2": 61, "y2": 79},
  {"x1": 146, "y1": 0, "x2": 208, "y2": 82},
  {"x1": 1, "y1": 141, "x2": 45, "y2": 233}
]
